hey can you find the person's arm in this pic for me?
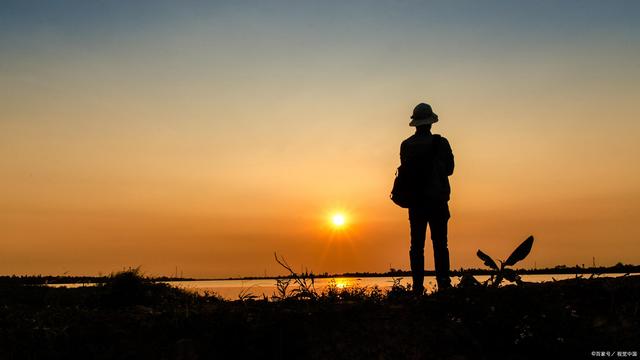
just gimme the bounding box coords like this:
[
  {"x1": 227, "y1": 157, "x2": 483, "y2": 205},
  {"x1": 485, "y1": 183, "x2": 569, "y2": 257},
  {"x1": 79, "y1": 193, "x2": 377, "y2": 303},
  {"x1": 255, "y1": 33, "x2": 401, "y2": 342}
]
[
  {"x1": 400, "y1": 141, "x2": 407, "y2": 165},
  {"x1": 440, "y1": 137, "x2": 454, "y2": 176}
]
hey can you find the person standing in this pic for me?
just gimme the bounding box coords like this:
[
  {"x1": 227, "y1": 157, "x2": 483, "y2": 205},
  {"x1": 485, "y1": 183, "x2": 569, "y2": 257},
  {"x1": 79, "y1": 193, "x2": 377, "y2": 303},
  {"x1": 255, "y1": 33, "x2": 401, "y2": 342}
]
[{"x1": 399, "y1": 103, "x2": 454, "y2": 294}]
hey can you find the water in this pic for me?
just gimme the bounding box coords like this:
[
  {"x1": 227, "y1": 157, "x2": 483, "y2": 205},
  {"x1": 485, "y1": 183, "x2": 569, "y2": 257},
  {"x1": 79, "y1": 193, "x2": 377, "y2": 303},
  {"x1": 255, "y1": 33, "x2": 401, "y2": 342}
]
[
  {"x1": 164, "y1": 273, "x2": 633, "y2": 299},
  {"x1": 47, "y1": 273, "x2": 634, "y2": 299}
]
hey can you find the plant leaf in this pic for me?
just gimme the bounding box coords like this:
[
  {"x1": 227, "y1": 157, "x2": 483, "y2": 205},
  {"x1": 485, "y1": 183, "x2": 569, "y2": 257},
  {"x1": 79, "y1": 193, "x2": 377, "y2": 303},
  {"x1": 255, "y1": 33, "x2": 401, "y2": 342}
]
[
  {"x1": 502, "y1": 268, "x2": 520, "y2": 283},
  {"x1": 476, "y1": 250, "x2": 499, "y2": 270},
  {"x1": 504, "y1": 235, "x2": 534, "y2": 266}
]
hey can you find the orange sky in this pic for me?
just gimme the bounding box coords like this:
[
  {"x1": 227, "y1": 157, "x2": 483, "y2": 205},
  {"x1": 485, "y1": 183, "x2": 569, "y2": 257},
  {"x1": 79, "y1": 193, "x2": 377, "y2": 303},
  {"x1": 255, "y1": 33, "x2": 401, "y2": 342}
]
[{"x1": 1, "y1": 1, "x2": 639, "y2": 277}]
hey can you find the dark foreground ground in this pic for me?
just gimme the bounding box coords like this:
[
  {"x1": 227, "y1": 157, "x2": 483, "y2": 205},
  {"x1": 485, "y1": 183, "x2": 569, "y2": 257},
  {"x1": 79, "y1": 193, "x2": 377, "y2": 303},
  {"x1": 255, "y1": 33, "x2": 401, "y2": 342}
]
[{"x1": 1, "y1": 273, "x2": 638, "y2": 360}]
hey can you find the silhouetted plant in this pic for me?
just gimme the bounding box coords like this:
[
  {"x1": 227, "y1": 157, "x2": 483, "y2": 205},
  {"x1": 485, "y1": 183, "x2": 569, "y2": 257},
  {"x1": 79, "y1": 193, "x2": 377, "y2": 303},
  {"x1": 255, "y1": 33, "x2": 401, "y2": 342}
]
[
  {"x1": 458, "y1": 271, "x2": 481, "y2": 288},
  {"x1": 274, "y1": 253, "x2": 317, "y2": 300},
  {"x1": 101, "y1": 267, "x2": 150, "y2": 306},
  {"x1": 476, "y1": 235, "x2": 534, "y2": 287},
  {"x1": 271, "y1": 277, "x2": 293, "y2": 300},
  {"x1": 238, "y1": 286, "x2": 258, "y2": 301},
  {"x1": 386, "y1": 277, "x2": 413, "y2": 299},
  {"x1": 98, "y1": 267, "x2": 202, "y2": 307}
]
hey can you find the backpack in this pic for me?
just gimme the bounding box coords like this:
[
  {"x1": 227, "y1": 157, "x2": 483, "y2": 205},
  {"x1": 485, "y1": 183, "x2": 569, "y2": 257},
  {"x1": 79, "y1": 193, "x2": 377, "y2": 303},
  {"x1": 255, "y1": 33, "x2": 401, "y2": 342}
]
[{"x1": 390, "y1": 135, "x2": 441, "y2": 208}]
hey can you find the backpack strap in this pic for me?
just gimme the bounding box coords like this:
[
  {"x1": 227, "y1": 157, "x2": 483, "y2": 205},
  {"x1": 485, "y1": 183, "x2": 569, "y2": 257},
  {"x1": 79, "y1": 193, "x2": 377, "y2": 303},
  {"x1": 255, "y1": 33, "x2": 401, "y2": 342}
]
[{"x1": 432, "y1": 134, "x2": 441, "y2": 155}]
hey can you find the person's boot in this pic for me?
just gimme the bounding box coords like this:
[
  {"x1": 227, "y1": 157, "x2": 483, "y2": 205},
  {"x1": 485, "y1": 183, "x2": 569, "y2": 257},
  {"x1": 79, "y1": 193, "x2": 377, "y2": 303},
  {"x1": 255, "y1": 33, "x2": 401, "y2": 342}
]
[
  {"x1": 436, "y1": 277, "x2": 452, "y2": 292},
  {"x1": 412, "y1": 277, "x2": 424, "y2": 296}
]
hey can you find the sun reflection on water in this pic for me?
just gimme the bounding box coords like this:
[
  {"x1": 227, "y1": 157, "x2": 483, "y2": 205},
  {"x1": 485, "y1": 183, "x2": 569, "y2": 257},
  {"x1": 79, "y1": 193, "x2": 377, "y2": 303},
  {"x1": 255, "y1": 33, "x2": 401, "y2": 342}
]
[{"x1": 332, "y1": 277, "x2": 356, "y2": 289}]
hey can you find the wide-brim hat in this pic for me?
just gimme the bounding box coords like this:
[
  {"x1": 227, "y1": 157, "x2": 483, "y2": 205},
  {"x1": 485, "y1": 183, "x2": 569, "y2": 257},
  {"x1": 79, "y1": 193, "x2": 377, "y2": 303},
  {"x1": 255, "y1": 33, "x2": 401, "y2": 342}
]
[{"x1": 409, "y1": 103, "x2": 439, "y2": 126}]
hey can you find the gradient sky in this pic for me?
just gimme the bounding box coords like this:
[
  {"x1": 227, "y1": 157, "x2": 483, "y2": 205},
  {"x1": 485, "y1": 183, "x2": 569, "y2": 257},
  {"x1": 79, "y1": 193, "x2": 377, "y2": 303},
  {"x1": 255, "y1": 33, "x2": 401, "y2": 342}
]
[{"x1": 2, "y1": 1, "x2": 639, "y2": 277}]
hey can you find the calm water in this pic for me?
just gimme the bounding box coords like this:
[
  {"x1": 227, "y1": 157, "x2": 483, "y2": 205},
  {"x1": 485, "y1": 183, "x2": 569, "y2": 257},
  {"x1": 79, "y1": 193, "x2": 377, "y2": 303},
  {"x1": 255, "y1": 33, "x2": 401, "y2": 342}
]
[
  {"x1": 165, "y1": 273, "x2": 634, "y2": 299},
  {"x1": 48, "y1": 273, "x2": 634, "y2": 299}
]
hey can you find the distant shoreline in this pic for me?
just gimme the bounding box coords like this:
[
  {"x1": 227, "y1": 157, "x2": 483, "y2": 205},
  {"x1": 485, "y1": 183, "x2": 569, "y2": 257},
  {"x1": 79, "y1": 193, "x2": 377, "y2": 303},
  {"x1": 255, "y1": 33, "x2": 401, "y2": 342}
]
[{"x1": 3, "y1": 264, "x2": 639, "y2": 284}]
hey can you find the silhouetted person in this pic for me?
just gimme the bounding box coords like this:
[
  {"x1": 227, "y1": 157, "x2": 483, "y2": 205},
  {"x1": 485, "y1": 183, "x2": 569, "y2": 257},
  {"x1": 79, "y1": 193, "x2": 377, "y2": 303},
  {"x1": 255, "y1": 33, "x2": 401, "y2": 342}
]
[{"x1": 400, "y1": 103, "x2": 454, "y2": 294}]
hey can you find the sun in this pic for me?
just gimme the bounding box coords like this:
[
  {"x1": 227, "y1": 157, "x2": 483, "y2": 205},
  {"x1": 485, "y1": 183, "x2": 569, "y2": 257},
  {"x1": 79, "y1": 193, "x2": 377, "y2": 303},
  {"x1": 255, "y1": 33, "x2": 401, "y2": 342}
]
[{"x1": 331, "y1": 213, "x2": 346, "y2": 227}]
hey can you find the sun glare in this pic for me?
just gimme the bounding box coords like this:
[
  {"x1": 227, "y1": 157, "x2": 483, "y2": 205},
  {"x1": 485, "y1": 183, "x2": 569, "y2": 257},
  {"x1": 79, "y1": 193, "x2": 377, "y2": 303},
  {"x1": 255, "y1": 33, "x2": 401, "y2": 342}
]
[{"x1": 331, "y1": 213, "x2": 346, "y2": 227}]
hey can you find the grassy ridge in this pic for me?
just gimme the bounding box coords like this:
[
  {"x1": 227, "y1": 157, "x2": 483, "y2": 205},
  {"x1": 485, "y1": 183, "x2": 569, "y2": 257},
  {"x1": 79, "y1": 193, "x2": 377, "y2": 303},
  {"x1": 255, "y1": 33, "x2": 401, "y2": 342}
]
[{"x1": 1, "y1": 270, "x2": 638, "y2": 359}]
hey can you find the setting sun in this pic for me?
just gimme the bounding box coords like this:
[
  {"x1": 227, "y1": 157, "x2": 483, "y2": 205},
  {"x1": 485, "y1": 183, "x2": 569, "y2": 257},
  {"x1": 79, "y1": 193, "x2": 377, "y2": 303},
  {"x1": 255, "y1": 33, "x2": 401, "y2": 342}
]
[{"x1": 331, "y1": 213, "x2": 346, "y2": 227}]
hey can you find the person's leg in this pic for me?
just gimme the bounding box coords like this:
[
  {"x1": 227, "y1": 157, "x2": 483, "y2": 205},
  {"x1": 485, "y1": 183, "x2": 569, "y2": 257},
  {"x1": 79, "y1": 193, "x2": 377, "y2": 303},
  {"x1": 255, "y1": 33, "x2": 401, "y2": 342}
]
[
  {"x1": 429, "y1": 207, "x2": 451, "y2": 290},
  {"x1": 409, "y1": 207, "x2": 428, "y2": 295}
]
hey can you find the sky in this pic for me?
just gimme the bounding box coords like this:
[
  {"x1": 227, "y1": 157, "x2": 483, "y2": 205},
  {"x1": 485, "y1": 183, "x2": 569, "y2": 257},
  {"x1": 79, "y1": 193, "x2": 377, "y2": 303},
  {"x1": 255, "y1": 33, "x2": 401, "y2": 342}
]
[{"x1": 1, "y1": 1, "x2": 639, "y2": 277}]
